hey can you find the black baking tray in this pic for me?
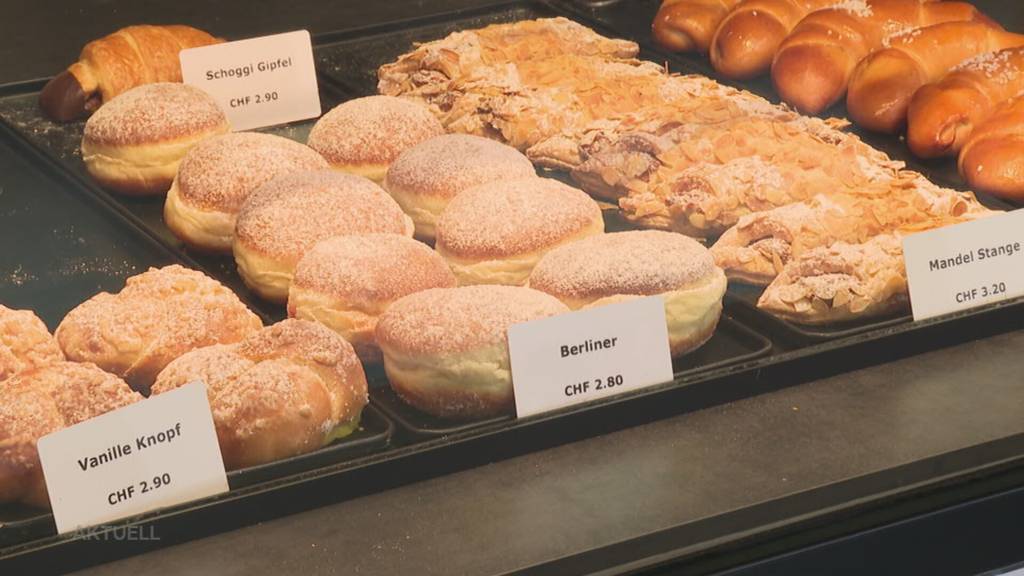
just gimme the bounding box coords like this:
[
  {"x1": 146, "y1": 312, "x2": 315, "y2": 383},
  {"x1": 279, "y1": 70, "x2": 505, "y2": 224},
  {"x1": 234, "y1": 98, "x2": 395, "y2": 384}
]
[
  {"x1": 371, "y1": 314, "x2": 772, "y2": 439},
  {"x1": 0, "y1": 404, "x2": 392, "y2": 549}
]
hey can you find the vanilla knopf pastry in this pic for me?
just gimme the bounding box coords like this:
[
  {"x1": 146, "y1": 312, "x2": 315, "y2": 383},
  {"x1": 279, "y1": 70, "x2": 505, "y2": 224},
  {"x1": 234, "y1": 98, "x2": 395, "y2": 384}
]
[
  {"x1": 39, "y1": 24, "x2": 222, "y2": 122},
  {"x1": 56, "y1": 265, "x2": 263, "y2": 395},
  {"x1": 614, "y1": 117, "x2": 902, "y2": 238},
  {"x1": 528, "y1": 231, "x2": 727, "y2": 357},
  {"x1": 152, "y1": 320, "x2": 367, "y2": 470},
  {"x1": 711, "y1": 176, "x2": 984, "y2": 285},
  {"x1": 81, "y1": 83, "x2": 230, "y2": 196},
  {"x1": 0, "y1": 305, "x2": 64, "y2": 383},
  {"x1": 1, "y1": 362, "x2": 142, "y2": 508}
]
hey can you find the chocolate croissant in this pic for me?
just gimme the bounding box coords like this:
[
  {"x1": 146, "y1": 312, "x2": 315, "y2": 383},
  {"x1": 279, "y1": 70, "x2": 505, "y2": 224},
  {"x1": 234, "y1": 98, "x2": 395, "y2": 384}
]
[{"x1": 39, "y1": 24, "x2": 222, "y2": 122}]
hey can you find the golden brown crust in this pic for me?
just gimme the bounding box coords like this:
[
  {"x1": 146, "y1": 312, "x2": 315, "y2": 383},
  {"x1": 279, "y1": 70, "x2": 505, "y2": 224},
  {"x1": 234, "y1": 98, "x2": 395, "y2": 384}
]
[
  {"x1": 55, "y1": 265, "x2": 263, "y2": 394},
  {"x1": 152, "y1": 320, "x2": 368, "y2": 470},
  {"x1": 959, "y1": 96, "x2": 1024, "y2": 201},
  {"x1": 435, "y1": 178, "x2": 603, "y2": 260},
  {"x1": 651, "y1": 0, "x2": 743, "y2": 53},
  {"x1": 0, "y1": 362, "x2": 141, "y2": 508},
  {"x1": 0, "y1": 306, "x2": 64, "y2": 383}
]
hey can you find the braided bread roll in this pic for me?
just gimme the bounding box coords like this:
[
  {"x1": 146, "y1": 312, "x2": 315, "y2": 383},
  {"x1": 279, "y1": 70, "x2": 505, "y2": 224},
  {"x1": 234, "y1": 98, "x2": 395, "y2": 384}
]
[
  {"x1": 908, "y1": 46, "x2": 1024, "y2": 158},
  {"x1": 652, "y1": 0, "x2": 744, "y2": 53},
  {"x1": 0, "y1": 362, "x2": 141, "y2": 508},
  {"x1": 959, "y1": 96, "x2": 1024, "y2": 202},
  {"x1": 39, "y1": 25, "x2": 222, "y2": 122}
]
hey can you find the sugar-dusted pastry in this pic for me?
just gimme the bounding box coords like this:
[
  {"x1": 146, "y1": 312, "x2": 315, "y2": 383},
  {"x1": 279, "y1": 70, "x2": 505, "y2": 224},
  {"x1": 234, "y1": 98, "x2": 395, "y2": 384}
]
[
  {"x1": 0, "y1": 305, "x2": 64, "y2": 383},
  {"x1": 81, "y1": 83, "x2": 230, "y2": 195},
  {"x1": 711, "y1": 177, "x2": 984, "y2": 285},
  {"x1": 288, "y1": 234, "x2": 457, "y2": 363},
  {"x1": 528, "y1": 231, "x2": 727, "y2": 357},
  {"x1": 375, "y1": 285, "x2": 568, "y2": 419},
  {"x1": 55, "y1": 265, "x2": 262, "y2": 394},
  {"x1": 233, "y1": 170, "x2": 414, "y2": 303},
  {"x1": 152, "y1": 320, "x2": 367, "y2": 470},
  {"x1": 435, "y1": 178, "x2": 604, "y2": 286},
  {"x1": 307, "y1": 96, "x2": 443, "y2": 183},
  {"x1": 0, "y1": 362, "x2": 142, "y2": 508},
  {"x1": 165, "y1": 132, "x2": 329, "y2": 252},
  {"x1": 384, "y1": 134, "x2": 537, "y2": 240},
  {"x1": 39, "y1": 25, "x2": 222, "y2": 122}
]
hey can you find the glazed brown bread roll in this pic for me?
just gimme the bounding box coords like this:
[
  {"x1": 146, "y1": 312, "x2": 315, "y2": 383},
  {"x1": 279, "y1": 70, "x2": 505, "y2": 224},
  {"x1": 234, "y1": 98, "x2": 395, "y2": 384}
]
[
  {"x1": 528, "y1": 231, "x2": 727, "y2": 357},
  {"x1": 652, "y1": 0, "x2": 744, "y2": 53},
  {"x1": 234, "y1": 170, "x2": 414, "y2": 303},
  {"x1": 152, "y1": 320, "x2": 367, "y2": 470},
  {"x1": 56, "y1": 265, "x2": 262, "y2": 395},
  {"x1": 39, "y1": 25, "x2": 222, "y2": 122},
  {"x1": 307, "y1": 96, "x2": 444, "y2": 183},
  {"x1": 384, "y1": 134, "x2": 537, "y2": 240},
  {"x1": 165, "y1": 132, "x2": 329, "y2": 252},
  {"x1": 0, "y1": 362, "x2": 142, "y2": 508},
  {"x1": 288, "y1": 234, "x2": 457, "y2": 364},
  {"x1": 435, "y1": 178, "x2": 604, "y2": 286},
  {"x1": 0, "y1": 305, "x2": 64, "y2": 383},
  {"x1": 959, "y1": 96, "x2": 1024, "y2": 202},
  {"x1": 81, "y1": 83, "x2": 230, "y2": 195},
  {"x1": 376, "y1": 285, "x2": 568, "y2": 419}
]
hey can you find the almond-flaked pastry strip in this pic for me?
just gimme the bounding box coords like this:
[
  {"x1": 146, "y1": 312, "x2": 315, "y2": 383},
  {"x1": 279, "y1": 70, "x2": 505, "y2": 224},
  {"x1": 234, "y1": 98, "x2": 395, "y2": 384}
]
[
  {"x1": 611, "y1": 116, "x2": 902, "y2": 237},
  {"x1": 757, "y1": 211, "x2": 995, "y2": 325},
  {"x1": 711, "y1": 176, "x2": 987, "y2": 286}
]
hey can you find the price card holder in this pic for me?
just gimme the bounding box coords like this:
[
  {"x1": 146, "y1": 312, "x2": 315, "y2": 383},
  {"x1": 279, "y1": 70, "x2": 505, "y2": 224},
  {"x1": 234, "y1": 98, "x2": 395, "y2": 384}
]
[
  {"x1": 179, "y1": 30, "x2": 321, "y2": 131},
  {"x1": 509, "y1": 296, "x2": 674, "y2": 419},
  {"x1": 37, "y1": 382, "x2": 228, "y2": 534},
  {"x1": 903, "y1": 210, "x2": 1024, "y2": 321}
]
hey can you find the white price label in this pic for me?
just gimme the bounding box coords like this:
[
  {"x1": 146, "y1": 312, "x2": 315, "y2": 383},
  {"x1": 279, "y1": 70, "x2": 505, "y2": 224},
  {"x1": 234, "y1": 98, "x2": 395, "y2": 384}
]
[
  {"x1": 179, "y1": 30, "x2": 321, "y2": 131},
  {"x1": 903, "y1": 209, "x2": 1024, "y2": 321},
  {"x1": 509, "y1": 296, "x2": 674, "y2": 418},
  {"x1": 37, "y1": 382, "x2": 228, "y2": 534}
]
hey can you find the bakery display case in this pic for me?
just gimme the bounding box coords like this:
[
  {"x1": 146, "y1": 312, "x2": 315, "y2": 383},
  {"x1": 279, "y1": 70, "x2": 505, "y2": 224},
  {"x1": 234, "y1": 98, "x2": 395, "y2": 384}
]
[{"x1": 1, "y1": 0, "x2": 1023, "y2": 574}]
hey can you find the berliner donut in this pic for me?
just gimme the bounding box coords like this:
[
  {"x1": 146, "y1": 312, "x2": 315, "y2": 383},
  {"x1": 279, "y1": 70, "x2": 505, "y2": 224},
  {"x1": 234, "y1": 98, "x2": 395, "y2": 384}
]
[
  {"x1": 233, "y1": 170, "x2": 414, "y2": 303},
  {"x1": 384, "y1": 134, "x2": 537, "y2": 240},
  {"x1": 528, "y1": 231, "x2": 727, "y2": 357},
  {"x1": 0, "y1": 305, "x2": 64, "y2": 383},
  {"x1": 435, "y1": 178, "x2": 604, "y2": 286},
  {"x1": 375, "y1": 285, "x2": 568, "y2": 419},
  {"x1": 81, "y1": 83, "x2": 229, "y2": 195},
  {"x1": 307, "y1": 95, "x2": 443, "y2": 183},
  {"x1": 288, "y1": 234, "x2": 457, "y2": 363},
  {"x1": 165, "y1": 132, "x2": 328, "y2": 252},
  {"x1": 55, "y1": 265, "x2": 263, "y2": 395},
  {"x1": 0, "y1": 362, "x2": 141, "y2": 508},
  {"x1": 152, "y1": 319, "x2": 368, "y2": 470}
]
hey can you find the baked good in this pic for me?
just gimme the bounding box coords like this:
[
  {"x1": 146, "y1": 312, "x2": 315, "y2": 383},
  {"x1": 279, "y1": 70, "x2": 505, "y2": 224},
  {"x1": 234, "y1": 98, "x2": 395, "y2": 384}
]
[
  {"x1": 306, "y1": 96, "x2": 443, "y2": 183},
  {"x1": 908, "y1": 47, "x2": 1024, "y2": 158},
  {"x1": 0, "y1": 362, "x2": 141, "y2": 508},
  {"x1": 0, "y1": 306, "x2": 64, "y2": 383},
  {"x1": 55, "y1": 265, "x2": 262, "y2": 395},
  {"x1": 288, "y1": 234, "x2": 457, "y2": 364},
  {"x1": 959, "y1": 96, "x2": 1024, "y2": 202},
  {"x1": 711, "y1": 177, "x2": 982, "y2": 285},
  {"x1": 710, "y1": 0, "x2": 837, "y2": 79},
  {"x1": 165, "y1": 132, "x2": 329, "y2": 252},
  {"x1": 375, "y1": 285, "x2": 568, "y2": 419},
  {"x1": 152, "y1": 320, "x2": 367, "y2": 470},
  {"x1": 771, "y1": 0, "x2": 990, "y2": 114},
  {"x1": 81, "y1": 83, "x2": 230, "y2": 195},
  {"x1": 434, "y1": 178, "x2": 604, "y2": 286},
  {"x1": 233, "y1": 170, "x2": 414, "y2": 303},
  {"x1": 528, "y1": 231, "x2": 727, "y2": 357},
  {"x1": 652, "y1": 0, "x2": 743, "y2": 53},
  {"x1": 847, "y1": 21, "x2": 1024, "y2": 134},
  {"x1": 39, "y1": 25, "x2": 222, "y2": 122},
  {"x1": 610, "y1": 116, "x2": 901, "y2": 237},
  {"x1": 384, "y1": 134, "x2": 537, "y2": 240}
]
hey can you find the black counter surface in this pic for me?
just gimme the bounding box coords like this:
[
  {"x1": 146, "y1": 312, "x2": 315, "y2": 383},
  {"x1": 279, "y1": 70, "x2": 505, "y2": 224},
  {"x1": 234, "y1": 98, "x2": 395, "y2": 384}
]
[{"x1": 1, "y1": 1, "x2": 1023, "y2": 575}]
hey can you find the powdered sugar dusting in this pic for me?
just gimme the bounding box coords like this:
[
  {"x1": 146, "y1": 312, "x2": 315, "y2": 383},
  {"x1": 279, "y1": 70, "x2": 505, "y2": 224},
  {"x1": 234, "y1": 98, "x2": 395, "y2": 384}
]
[
  {"x1": 177, "y1": 132, "x2": 328, "y2": 211},
  {"x1": 84, "y1": 83, "x2": 227, "y2": 146},
  {"x1": 308, "y1": 96, "x2": 443, "y2": 165},
  {"x1": 376, "y1": 285, "x2": 568, "y2": 355}
]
